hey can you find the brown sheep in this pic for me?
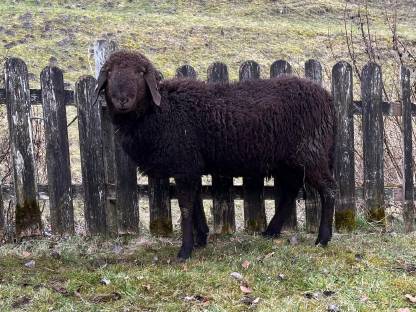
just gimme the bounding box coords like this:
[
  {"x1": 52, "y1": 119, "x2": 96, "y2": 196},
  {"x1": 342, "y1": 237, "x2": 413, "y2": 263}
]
[{"x1": 93, "y1": 50, "x2": 337, "y2": 260}]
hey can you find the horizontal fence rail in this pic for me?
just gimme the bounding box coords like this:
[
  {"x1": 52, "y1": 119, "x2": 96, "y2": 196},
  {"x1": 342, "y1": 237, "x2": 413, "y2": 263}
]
[{"x1": 0, "y1": 39, "x2": 414, "y2": 239}]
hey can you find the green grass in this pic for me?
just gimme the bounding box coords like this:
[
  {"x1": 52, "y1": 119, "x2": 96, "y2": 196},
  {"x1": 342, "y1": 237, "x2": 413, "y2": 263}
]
[
  {"x1": 0, "y1": 0, "x2": 414, "y2": 87},
  {"x1": 0, "y1": 232, "x2": 415, "y2": 311}
]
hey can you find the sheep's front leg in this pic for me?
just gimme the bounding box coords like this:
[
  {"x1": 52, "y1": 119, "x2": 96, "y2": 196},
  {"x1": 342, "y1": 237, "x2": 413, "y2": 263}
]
[{"x1": 176, "y1": 176, "x2": 200, "y2": 260}]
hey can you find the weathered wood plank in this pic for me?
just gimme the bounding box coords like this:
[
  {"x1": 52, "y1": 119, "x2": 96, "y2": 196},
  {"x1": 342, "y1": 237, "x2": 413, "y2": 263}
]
[
  {"x1": 208, "y1": 62, "x2": 235, "y2": 234},
  {"x1": 303, "y1": 59, "x2": 323, "y2": 233},
  {"x1": 0, "y1": 183, "x2": 4, "y2": 237},
  {"x1": 332, "y1": 61, "x2": 356, "y2": 231},
  {"x1": 4, "y1": 57, "x2": 42, "y2": 238},
  {"x1": 149, "y1": 177, "x2": 172, "y2": 236},
  {"x1": 270, "y1": 59, "x2": 297, "y2": 231},
  {"x1": 240, "y1": 60, "x2": 266, "y2": 233},
  {"x1": 40, "y1": 66, "x2": 74, "y2": 235},
  {"x1": 0, "y1": 184, "x2": 404, "y2": 202},
  {"x1": 270, "y1": 60, "x2": 292, "y2": 77},
  {"x1": 76, "y1": 75, "x2": 107, "y2": 234},
  {"x1": 94, "y1": 39, "x2": 120, "y2": 235},
  {"x1": 361, "y1": 62, "x2": 385, "y2": 223},
  {"x1": 401, "y1": 65, "x2": 415, "y2": 232},
  {"x1": 114, "y1": 136, "x2": 139, "y2": 234},
  {"x1": 176, "y1": 65, "x2": 197, "y2": 79}
]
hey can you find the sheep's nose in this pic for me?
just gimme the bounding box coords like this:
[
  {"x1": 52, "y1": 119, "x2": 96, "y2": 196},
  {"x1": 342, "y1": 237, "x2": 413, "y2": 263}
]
[{"x1": 120, "y1": 98, "x2": 128, "y2": 106}]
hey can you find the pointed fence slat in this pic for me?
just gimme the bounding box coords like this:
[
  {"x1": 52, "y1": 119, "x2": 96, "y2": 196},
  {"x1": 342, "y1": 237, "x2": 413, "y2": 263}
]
[
  {"x1": 76, "y1": 75, "x2": 107, "y2": 234},
  {"x1": 332, "y1": 61, "x2": 356, "y2": 231},
  {"x1": 176, "y1": 65, "x2": 197, "y2": 79},
  {"x1": 5, "y1": 58, "x2": 41, "y2": 238},
  {"x1": 270, "y1": 60, "x2": 297, "y2": 231},
  {"x1": 361, "y1": 63, "x2": 385, "y2": 223},
  {"x1": 208, "y1": 62, "x2": 235, "y2": 234},
  {"x1": 270, "y1": 60, "x2": 292, "y2": 76},
  {"x1": 304, "y1": 59, "x2": 323, "y2": 233},
  {"x1": 94, "y1": 40, "x2": 122, "y2": 235},
  {"x1": 240, "y1": 60, "x2": 266, "y2": 233},
  {"x1": 0, "y1": 187, "x2": 4, "y2": 237},
  {"x1": 41, "y1": 66, "x2": 74, "y2": 235},
  {"x1": 401, "y1": 66, "x2": 414, "y2": 232}
]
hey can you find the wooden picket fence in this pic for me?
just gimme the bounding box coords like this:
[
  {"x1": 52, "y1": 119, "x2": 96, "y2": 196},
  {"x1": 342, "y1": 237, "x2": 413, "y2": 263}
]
[{"x1": 0, "y1": 39, "x2": 414, "y2": 239}]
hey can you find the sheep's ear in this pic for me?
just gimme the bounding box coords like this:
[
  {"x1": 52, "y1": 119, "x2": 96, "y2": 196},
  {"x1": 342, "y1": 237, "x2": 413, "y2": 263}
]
[
  {"x1": 92, "y1": 68, "x2": 107, "y2": 105},
  {"x1": 144, "y1": 71, "x2": 161, "y2": 106}
]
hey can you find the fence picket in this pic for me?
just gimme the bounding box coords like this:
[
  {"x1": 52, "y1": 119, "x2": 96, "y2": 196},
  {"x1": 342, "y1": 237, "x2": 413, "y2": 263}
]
[
  {"x1": 304, "y1": 59, "x2": 323, "y2": 233},
  {"x1": 270, "y1": 60, "x2": 297, "y2": 231},
  {"x1": 240, "y1": 60, "x2": 267, "y2": 233},
  {"x1": 76, "y1": 75, "x2": 107, "y2": 234},
  {"x1": 5, "y1": 58, "x2": 42, "y2": 238},
  {"x1": 332, "y1": 61, "x2": 356, "y2": 231},
  {"x1": 41, "y1": 66, "x2": 74, "y2": 235},
  {"x1": 208, "y1": 62, "x2": 235, "y2": 234},
  {"x1": 270, "y1": 60, "x2": 292, "y2": 76},
  {"x1": 361, "y1": 63, "x2": 385, "y2": 223},
  {"x1": 401, "y1": 65, "x2": 414, "y2": 232}
]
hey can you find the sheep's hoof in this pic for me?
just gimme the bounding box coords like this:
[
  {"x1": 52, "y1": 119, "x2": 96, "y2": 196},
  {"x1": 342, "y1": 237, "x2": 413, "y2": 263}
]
[
  {"x1": 194, "y1": 234, "x2": 208, "y2": 248},
  {"x1": 177, "y1": 247, "x2": 192, "y2": 261},
  {"x1": 262, "y1": 230, "x2": 280, "y2": 239},
  {"x1": 315, "y1": 227, "x2": 332, "y2": 246}
]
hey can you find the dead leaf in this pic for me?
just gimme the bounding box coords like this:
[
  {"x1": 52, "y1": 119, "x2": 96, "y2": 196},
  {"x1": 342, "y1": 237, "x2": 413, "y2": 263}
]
[
  {"x1": 230, "y1": 272, "x2": 243, "y2": 281},
  {"x1": 12, "y1": 296, "x2": 31, "y2": 309},
  {"x1": 264, "y1": 252, "x2": 275, "y2": 259},
  {"x1": 304, "y1": 292, "x2": 321, "y2": 300},
  {"x1": 143, "y1": 284, "x2": 151, "y2": 291},
  {"x1": 288, "y1": 235, "x2": 299, "y2": 245},
  {"x1": 242, "y1": 260, "x2": 250, "y2": 269},
  {"x1": 360, "y1": 295, "x2": 369, "y2": 302},
  {"x1": 21, "y1": 251, "x2": 31, "y2": 258},
  {"x1": 50, "y1": 282, "x2": 70, "y2": 296},
  {"x1": 182, "y1": 295, "x2": 209, "y2": 303},
  {"x1": 405, "y1": 294, "x2": 416, "y2": 304},
  {"x1": 355, "y1": 253, "x2": 364, "y2": 261},
  {"x1": 90, "y1": 292, "x2": 122, "y2": 303},
  {"x1": 240, "y1": 281, "x2": 253, "y2": 294},
  {"x1": 240, "y1": 295, "x2": 260, "y2": 306},
  {"x1": 323, "y1": 290, "x2": 336, "y2": 297},
  {"x1": 273, "y1": 238, "x2": 285, "y2": 246},
  {"x1": 276, "y1": 273, "x2": 286, "y2": 281},
  {"x1": 397, "y1": 308, "x2": 411, "y2": 312},
  {"x1": 327, "y1": 303, "x2": 340, "y2": 312}
]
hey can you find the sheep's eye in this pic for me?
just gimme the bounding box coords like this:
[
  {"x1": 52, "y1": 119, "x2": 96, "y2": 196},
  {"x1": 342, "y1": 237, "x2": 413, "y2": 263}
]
[{"x1": 138, "y1": 72, "x2": 144, "y2": 77}]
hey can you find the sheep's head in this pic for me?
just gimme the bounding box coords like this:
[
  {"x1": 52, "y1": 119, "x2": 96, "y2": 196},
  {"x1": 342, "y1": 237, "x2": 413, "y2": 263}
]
[{"x1": 93, "y1": 51, "x2": 161, "y2": 114}]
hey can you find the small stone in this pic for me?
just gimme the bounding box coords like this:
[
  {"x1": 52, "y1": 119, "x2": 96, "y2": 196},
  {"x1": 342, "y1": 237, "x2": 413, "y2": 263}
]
[
  {"x1": 100, "y1": 278, "x2": 111, "y2": 285},
  {"x1": 24, "y1": 260, "x2": 35, "y2": 268},
  {"x1": 230, "y1": 272, "x2": 243, "y2": 281},
  {"x1": 288, "y1": 235, "x2": 299, "y2": 245},
  {"x1": 276, "y1": 273, "x2": 286, "y2": 281},
  {"x1": 328, "y1": 303, "x2": 340, "y2": 312}
]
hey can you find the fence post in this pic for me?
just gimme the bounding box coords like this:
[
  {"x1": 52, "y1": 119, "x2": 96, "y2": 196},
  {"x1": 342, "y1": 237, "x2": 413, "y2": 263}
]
[
  {"x1": 208, "y1": 62, "x2": 235, "y2": 234},
  {"x1": 270, "y1": 60, "x2": 292, "y2": 76},
  {"x1": 41, "y1": 66, "x2": 74, "y2": 235},
  {"x1": 76, "y1": 75, "x2": 107, "y2": 234},
  {"x1": 240, "y1": 60, "x2": 267, "y2": 232},
  {"x1": 270, "y1": 60, "x2": 297, "y2": 231},
  {"x1": 332, "y1": 61, "x2": 355, "y2": 231},
  {"x1": 401, "y1": 65, "x2": 415, "y2": 232},
  {"x1": 361, "y1": 62, "x2": 384, "y2": 223},
  {"x1": 94, "y1": 39, "x2": 119, "y2": 235},
  {"x1": 303, "y1": 59, "x2": 323, "y2": 233},
  {"x1": 4, "y1": 58, "x2": 42, "y2": 238}
]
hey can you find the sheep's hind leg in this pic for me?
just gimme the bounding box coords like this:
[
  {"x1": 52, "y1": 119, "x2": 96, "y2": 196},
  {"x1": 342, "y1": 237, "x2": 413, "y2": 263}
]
[
  {"x1": 305, "y1": 166, "x2": 336, "y2": 246},
  {"x1": 193, "y1": 186, "x2": 209, "y2": 248},
  {"x1": 263, "y1": 170, "x2": 303, "y2": 238},
  {"x1": 176, "y1": 176, "x2": 200, "y2": 261}
]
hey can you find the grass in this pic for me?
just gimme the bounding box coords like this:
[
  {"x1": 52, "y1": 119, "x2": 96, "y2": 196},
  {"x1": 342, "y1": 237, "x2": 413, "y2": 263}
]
[{"x1": 0, "y1": 231, "x2": 415, "y2": 311}]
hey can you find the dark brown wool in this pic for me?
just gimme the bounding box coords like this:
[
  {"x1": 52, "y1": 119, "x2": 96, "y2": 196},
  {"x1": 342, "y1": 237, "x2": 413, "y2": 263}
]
[{"x1": 95, "y1": 51, "x2": 337, "y2": 260}]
